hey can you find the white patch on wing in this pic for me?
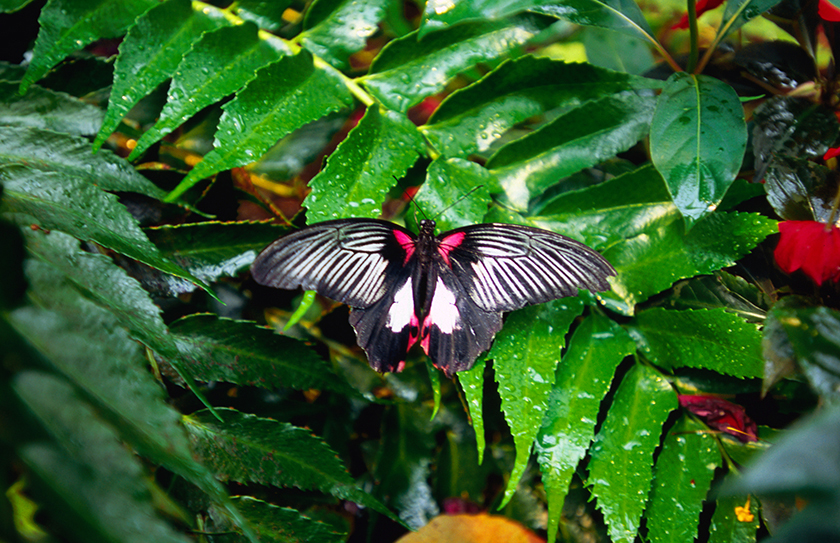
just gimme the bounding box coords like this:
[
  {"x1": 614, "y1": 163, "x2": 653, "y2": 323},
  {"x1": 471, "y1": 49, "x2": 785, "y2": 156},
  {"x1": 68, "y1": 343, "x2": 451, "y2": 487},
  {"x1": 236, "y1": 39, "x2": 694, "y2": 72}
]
[
  {"x1": 429, "y1": 277, "x2": 460, "y2": 334},
  {"x1": 386, "y1": 278, "x2": 414, "y2": 332}
]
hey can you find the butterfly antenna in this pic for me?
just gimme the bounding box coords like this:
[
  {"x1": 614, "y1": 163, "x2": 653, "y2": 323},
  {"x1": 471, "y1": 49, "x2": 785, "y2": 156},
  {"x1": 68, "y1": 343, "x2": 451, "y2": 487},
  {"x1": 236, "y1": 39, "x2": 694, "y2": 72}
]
[{"x1": 432, "y1": 185, "x2": 484, "y2": 220}]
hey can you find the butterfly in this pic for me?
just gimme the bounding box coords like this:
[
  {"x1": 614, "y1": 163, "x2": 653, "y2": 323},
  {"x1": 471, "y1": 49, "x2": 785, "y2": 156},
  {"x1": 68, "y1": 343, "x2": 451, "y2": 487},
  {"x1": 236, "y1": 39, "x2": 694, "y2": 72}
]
[{"x1": 251, "y1": 218, "x2": 615, "y2": 377}]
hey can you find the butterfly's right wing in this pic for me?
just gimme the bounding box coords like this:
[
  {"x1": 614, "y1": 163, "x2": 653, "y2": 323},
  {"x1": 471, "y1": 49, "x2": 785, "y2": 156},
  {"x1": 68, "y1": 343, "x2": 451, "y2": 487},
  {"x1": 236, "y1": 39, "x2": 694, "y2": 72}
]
[{"x1": 251, "y1": 219, "x2": 414, "y2": 309}]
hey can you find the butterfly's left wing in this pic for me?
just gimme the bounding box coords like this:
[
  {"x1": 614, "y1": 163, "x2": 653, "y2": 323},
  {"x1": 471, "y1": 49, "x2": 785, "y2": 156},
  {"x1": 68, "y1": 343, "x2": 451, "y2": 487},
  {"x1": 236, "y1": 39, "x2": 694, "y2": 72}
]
[{"x1": 439, "y1": 223, "x2": 615, "y2": 313}]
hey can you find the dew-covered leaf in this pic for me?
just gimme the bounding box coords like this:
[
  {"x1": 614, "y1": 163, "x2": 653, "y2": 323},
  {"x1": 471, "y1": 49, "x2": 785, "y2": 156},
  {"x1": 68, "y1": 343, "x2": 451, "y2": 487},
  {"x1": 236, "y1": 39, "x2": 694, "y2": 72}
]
[
  {"x1": 719, "y1": 0, "x2": 785, "y2": 40},
  {"x1": 531, "y1": 0, "x2": 654, "y2": 42},
  {"x1": 650, "y1": 73, "x2": 746, "y2": 224},
  {"x1": 0, "y1": 81, "x2": 103, "y2": 136},
  {"x1": 764, "y1": 157, "x2": 837, "y2": 222},
  {"x1": 412, "y1": 158, "x2": 493, "y2": 232},
  {"x1": 709, "y1": 493, "x2": 760, "y2": 543},
  {"x1": 588, "y1": 363, "x2": 677, "y2": 543},
  {"x1": 626, "y1": 307, "x2": 764, "y2": 378},
  {"x1": 208, "y1": 496, "x2": 346, "y2": 543},
  {"x1": 536, "y1": 314, "x2": 634, "y2": 543},
  {"x1": 491, "y1": 298, "x2": 584, "y2": 507},
  {"x1": 167, "y1": 50, "x2": 352, "y2": 201},
  {"x1": 487, "y1": 93, "x2": 655, "y2": 211},
  {"x1": 422, "y1": 56, "x2": 662, "y2": 158},
  {"x1": 647, "y1": 272, "x2": 769, "y2": 322},
  {"x1": 457, "y1": 356, "x2": 488, "y2": 462},
  {"x1": 92, "y1": 0, "x2": 230, "y2": 149},
  {"x1": 128, "y1": 22, "x2": 289, "y2": 160},
  {"x1": 301, "y1": 0, "x2": 389, "y2": 70},
  {"x1": 362, "y1": 16, "x2": 546, "y2": 113},
  {"x1": 303, "y1": 106, "x2": 424, "y2": 222}
]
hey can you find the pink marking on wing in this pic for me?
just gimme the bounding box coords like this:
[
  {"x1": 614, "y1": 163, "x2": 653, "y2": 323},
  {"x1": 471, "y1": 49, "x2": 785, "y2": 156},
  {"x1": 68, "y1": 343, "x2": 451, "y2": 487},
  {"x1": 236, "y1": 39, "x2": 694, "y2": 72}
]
[
  {"x1": 437, "y1": 231, "x2": 466, "y2": 267},
  {"x1": 419, "y1": 317, "x2": 432, "y2": 354},
  {"x1": 393, "y1": 230, "x2": 416, "y2": 265}
]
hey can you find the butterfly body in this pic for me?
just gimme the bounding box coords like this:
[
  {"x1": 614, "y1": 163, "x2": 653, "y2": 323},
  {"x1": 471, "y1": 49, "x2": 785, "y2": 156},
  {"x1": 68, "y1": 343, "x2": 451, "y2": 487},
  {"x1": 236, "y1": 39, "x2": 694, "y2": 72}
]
[{"x1": 252, "y1": 218, "x2": 615, "y2": 376}]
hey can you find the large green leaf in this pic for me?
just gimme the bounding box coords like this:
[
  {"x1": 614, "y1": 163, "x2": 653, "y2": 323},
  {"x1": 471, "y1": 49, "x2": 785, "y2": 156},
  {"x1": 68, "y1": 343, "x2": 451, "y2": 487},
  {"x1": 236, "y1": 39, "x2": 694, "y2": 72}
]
[
  {"x1": 457, "y1": 356, "x2": 489, "y2": 462},
  {"x1": 650, "y1": 73, "x2": 746, "y2": 224},
  {"x1": 602, "y1": 211, "x2": 776, "y2": 315},
  {"x1": 626, "y1": 307, "x2": 764, "y2": 378},
  {"x1": 0, "y1": 81, "x2": 103, "y2": 136},
  {"x1": 208, "y1": 497, "x2": 346, "y2": 543},
  {"x1": 170, "y1": 314, "x2": 355, "y2": 395},
  {"x1": 303, "y1": 105, "x2": 424, "y2": 222},
  {"x1": 1, "y1": 172, "x2": 206, "y2": 289},
  {"x1": 419, "y1": 0, "x2": 545, "y2": 35},
  {"x1": 422, "y1": 56, "x2": 663, "y2": 158},
  {"x1": 128, "y1": 22, "x2": 289, "y2": 160},
  {"x1": 413, "y1": 158, "x2": 493, "y2": 232},
  {"x1": 184, "y1": 408, "x2": 400, "y2": 523},
  {"x1": 708, "y1": 493, "x2": 760, "y2": 543},
  {"x1": 13, "y1": 371, "x2": 190, "y2": 543},
  {"x1": 588, "y1": 363, "x2": 677, "y2": 543},
  {"x1": 21, "y1": 0, "x2": 158, "y2": 91},
  {"x1": 487, "y1": 93, "x2": 655, "y2": 210},
  {"x1": 718, "y1": 0, "x2": 785, "y2": 40},
  {"x1": 536, "y1": 314, "x2": 634, "y2": 543},
  {"x1": 531, "y1": 0, "x2": 655, "y2": 43},
  {"x1": 167, "y1": 50, "x2": 352, "y2": 201},
  {"x1": 362, "y1": 16, "x2": 546, "y2": 113},
  {"x1": 93, "y1": 0, "x2": 229, "y2": 149},
  {"x1": 646, "y1": 417, "x2": 721, "y2": 543},
  {"x1": 301, "y1": 0, "x2": 389, "y2": 69},
  {"x1": 491, "y1": 298, "x2": 584, "y2": 507}
]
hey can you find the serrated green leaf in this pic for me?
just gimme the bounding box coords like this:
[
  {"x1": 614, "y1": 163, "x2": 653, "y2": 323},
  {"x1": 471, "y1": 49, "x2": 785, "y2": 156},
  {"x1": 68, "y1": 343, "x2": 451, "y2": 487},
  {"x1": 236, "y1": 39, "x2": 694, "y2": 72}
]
[
  {"x1": 524, "y1": 164, "x2": 677, "y2": 249},
  {"x1": 301, "y1": 0, "x2": 389, "y2": 70},
  {"x1": 170, "y1": 314, "x2": 354, "y2": 395},
  {"x1": 422, "y1": 56, "x2": 662, "y2": 158},
  {"x1": 491, "y1": 298, "x2": 584, "y2": 507},
  {"x1": 129, "y1": 22, "x2": 289, "y2": 160},
  {"x1": 457, "y1": 356, "x2": 488, "y2": 463},
  {"x1": 303, "y1": 106, "x2": 423, "y2": 221},
  {"x1": 93, "y1": 0, "x2": 229, "y2": 149},
  {"x1": 588, "y1": 363, "x2": 677, "y2": 543},
  {"x1": 13, "y1": 371, "x2": 190, "y2": 543},
  {"x1": 487, "y1": 93, "x2": 655, "y2": 210},
  {"x1": 650, "y1": 73, "x2": 746, "y2": 224},
  {"x1": 413, "y1": 158, "x2": 493, "y2": 232},
  {"x1": 419, "y1": 0, "x2": 543, "y2": 35},
  {"x1": 144, "y1": 220, "x2": 287, "y2": 295},
  {"x1": 531, "y1": 0, "x2": 655, "y2": 43},
  {"x1": 167, "y1": 50, "x2": 352, "y2": 201},
  {"x1": 21, "y1": 0, "x2": 158, "y2": 91},
  {"x1": 536, "y1": 314, "x2": 634, "y2": 543},
  {"x1": 184, "y1": 408, "x2": 399, "y2": 523},
  {"x1": 602, "y1": 211, "x2": 777, "y2": 315},
  {"x1": 0, "y1": 126, "x2": 167, "y2": 199},
  {"x1": 208, "y1": 496, "x2": 346, "y2": 543},
  {"x1": 646, "y1": 416, "x2": 720, "y2": 543},
  {"x1": 709, "y1": 493, "x2": 759, "y2": 543},
  {"x1": 626, "y1": 308, "x2": 764, "y2": 378},
  {"x1": 233, "y1": 0, "x2": 291, "y2": 32},
  {"x1": 0, "y1": 81, "x2": 103, "y2": 136},
  {"x1": 2, "y1": 172, "x2": 207, "y2": 290},
  {"x1": 362, "y1": 16, "x2": 546, "y2": 113}
]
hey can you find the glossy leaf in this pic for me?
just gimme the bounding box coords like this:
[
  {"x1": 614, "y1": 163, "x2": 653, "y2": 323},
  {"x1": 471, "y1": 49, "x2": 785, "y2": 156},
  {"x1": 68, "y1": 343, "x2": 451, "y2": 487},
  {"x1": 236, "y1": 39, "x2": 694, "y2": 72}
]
[
  {"x1": 413, "y1": 158, "x2": 493, "y2": 232},
  {"x1": 128, "y1": 22, "x2": 289, "y2": 160},
  {"x1": 13, "y1": 371, "x2": 190, "y2": 543},
  {"x1": 170, "y1": 314, "x2": 354, "y2": 395},
  {"x1": 167, "y1": 50, "x2": 352, "y2": 201},
  {"x1": 208, "y1": 496, "x2": 346, "y2": 543},
  {"x1": 232, "y1": 0, "x2": 290, "y2": 32},
  {"x1": 764, "y1": 157, "x2": 836, "y2": 222},
  {"x1": 769, "y1": 303, "x2": 840, "y2": 403},
  {"x1": 2, "y1": 172, "x2": 206, "y2": 289},
  {"x1": 301, "y1": 0, "x2": 389, "y2": 69},
  {"x1": 20, "y1": 0, "x2": 158, "y2": 91},
  {"x1": 626, "y1": 307, "x2": 764, "y2": 378},
  {"x1": 184, "y1": 408, "x2": 398, "y2": 523},
  {"x1": 362, "y1": 16, "x2": 546, "y2": 113},
  {"x1": 93, "y1": 0, "x2": 229, "y2": 149},
  {"x1": 650, "y1": 73, "x2": 746, "y2": 224},
  {"x1": 0, "y1": 81, "x2": 103, "y2": 136},
  {"x1": 491, "y1": 298, "x2": 584, "y2": 507},
  {"x1": 648, "y1": 272, "x2": 768, "y2": 322},
  {"x1": 719, "y1": 0, "x2": 785, "y2": 40},
  {"x1": 602, "y1": 211, "x2": 777, "y2": 315},
  {"x1": 144, "y1": 220, "x2": 288, "y2": 296},
  {"x1": 582, "y1": 26, "x2": 655, "y2": 75},
  {"x1": 646, "y1": 416, "x2": 721, "y2": 543},
  {"x1": 422, "y1": 56, "x2": 663, "y2": 158},
  {"x1": 0, "y1": 126, "x2": 168, "y2": 200},
  {"x1": 457, "y1": 356, "x2": 488, "y2": 463},
  {"x1": 535, "y1": 314, "x2": 634, "y2": 543},
  {"x1": 303, "y1": 106, "x2": 424, "y2": 222},
  {"x1": 709, "y1": 494, "x2": 760, "y2": 543},
  {"x1": 588, "y1": 363, "x2": 677, "y2": 543},
  {"x1": 487, "y1": 93, "x2": 655, "y2": 210},
  {"x1": 531, "y1": 0, "x2": 655, "y2": 42},
  {"x1": 419, "y1": 0, "x2": 546, "y2": 34}
]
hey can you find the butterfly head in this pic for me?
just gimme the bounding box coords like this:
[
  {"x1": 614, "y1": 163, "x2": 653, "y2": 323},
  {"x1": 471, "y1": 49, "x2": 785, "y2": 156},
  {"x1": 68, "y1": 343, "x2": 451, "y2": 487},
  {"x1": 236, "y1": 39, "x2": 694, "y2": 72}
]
[{"x1": 419, "y1": 219, "x2": 436, "y2": 236}]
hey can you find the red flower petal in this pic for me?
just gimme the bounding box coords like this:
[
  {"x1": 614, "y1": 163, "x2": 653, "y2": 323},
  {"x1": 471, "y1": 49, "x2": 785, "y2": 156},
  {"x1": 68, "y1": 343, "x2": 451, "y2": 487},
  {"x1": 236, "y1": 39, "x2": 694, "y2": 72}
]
[
  {"x1": 825, "y1": 147, "x2": 840, "y2": 160},
  {"x1": 679, "y1": 395, "x2": 757, "y2": 442},
  {"x1": 820, "y1": 0, "x2": 840, "y2": 21},
  {"x1": 672, "y1": 0, "x2": 725, "y2": 29},
  {"x1": 775, "y1": 220, "x2": 840, "y2": 284}
]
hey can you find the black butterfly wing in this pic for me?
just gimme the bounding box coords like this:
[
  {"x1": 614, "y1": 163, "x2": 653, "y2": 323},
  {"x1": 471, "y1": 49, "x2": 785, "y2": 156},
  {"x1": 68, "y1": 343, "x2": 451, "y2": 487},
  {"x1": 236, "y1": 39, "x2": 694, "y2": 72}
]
[
  {"x1": 251, "y1": 219, "x2": 414, "y2": 309},
  {"x1": 439, "y1": 223, "x2": 615, "y2": 313}
]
